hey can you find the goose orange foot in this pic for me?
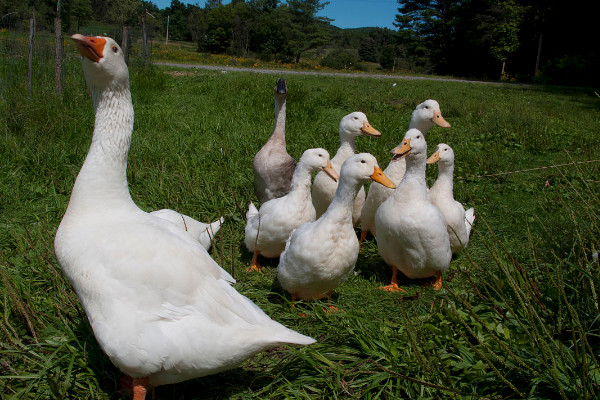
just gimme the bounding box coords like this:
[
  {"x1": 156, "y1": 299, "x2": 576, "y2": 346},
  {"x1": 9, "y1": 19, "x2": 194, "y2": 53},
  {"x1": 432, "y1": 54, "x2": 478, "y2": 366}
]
[
  {"x1": 378, "y1": 282, "x2": 406, "y2": 292},
  {"x1": 421, "y1": 271, "x2": 442, "y2": 291},
  {"x1": 246, "y1": 251, "x2": 262, "y2": 272}
]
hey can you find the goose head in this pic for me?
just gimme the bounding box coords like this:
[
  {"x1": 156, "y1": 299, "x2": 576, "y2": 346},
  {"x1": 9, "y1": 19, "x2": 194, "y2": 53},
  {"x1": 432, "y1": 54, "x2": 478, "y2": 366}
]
[
  {"x1": 299, "y1": 148, "x2": 339, "y2": 182},
  {"x1": 339, "y1": 112, "x2": 381, "y2": 140},
  {"x1": 411, "y1": 99, "x2": 450, "y2": 131},
  {"x1": 275, "y1": 78, "x2": 287, "y2": 96},
  {"x1": 71, "y1": 34, "x2": 129, "y2": 91},
  {"x1": 340, "y1": 153, "x2": 395, "y2": 189},
  {"x1": 426, "y1": 143, "x2": 454, "y2": 166},
  {"x1": 391, "y1": 128, "x2": 427, "y2": 162}
]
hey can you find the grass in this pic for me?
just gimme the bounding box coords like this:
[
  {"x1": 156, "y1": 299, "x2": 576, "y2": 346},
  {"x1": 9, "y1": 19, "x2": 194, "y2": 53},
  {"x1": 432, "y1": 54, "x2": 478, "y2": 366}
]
[{"x1": 1, "y1": 33, "x2": 600, "y2": 399}]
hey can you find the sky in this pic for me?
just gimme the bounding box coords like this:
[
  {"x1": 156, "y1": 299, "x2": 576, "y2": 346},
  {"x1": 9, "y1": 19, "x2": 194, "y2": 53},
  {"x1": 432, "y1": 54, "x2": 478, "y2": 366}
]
[{"x1": 151, "y1": 0, "x2": 399, "y2": 30}]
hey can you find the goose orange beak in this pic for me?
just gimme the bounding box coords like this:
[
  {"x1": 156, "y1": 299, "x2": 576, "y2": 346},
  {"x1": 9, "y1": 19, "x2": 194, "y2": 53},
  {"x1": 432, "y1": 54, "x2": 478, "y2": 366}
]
[
  {"x1": 361, "y1": 121, "x2": 381, "y2": 137},
  {"x1": 322, "y1": 161, "x2": 339, "y2": 182},
  {"x1": 426, "y1": 150, "x2": 440, "y2": 164},
  {"x1": 71, "y1": 34, "x2": 105, "y2": 62},
  {"x1": 432, "y1": 110, "x2": 451, "y2": 128},
  {"x1": 370, "y1": 165, "x2": 396, "y2": 189},
  {"x1": 391, "y1": 138, "x2": 411, "y2": 161}
]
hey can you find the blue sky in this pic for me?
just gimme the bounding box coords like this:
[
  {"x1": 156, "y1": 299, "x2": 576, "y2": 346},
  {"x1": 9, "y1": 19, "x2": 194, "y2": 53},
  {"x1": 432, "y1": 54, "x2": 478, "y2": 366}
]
[{"x1": 151, "y1": 0, "x2": 400, "y2": 30}]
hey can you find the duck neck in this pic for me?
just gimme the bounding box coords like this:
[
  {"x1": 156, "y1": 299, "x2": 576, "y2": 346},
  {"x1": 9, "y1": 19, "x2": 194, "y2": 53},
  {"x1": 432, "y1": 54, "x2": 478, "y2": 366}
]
[
  {"x1": 69, "y1": 83, "x2": 135, "y2": 211},
  {"x1": 287, "y1": 162, "x2": 314, "y2": 199},
  {"x1": 332, "y1": 135, "x2": 356, "y2": 165},
  {"x1": 409, "y1": 118, "x2": 432, "y2": 135},
  {"x1": 267, "y1": 94, "x2": 286, "y2": 146},
  {"x1": 322, "y1": 175, "x2": 360, "y2": 223},
  {"x1": 431, "y1": 162, "x2": 454, "y2": 196},
  {"x1": 395, "y1": 154, "x2": 428, "y2": 201}
]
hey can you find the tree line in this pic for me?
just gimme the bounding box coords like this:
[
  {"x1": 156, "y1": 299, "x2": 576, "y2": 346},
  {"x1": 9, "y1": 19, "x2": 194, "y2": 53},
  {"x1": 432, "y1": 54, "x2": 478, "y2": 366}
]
[{"x1": 1, "y1": 0, "x2": 597, "y2": 86}]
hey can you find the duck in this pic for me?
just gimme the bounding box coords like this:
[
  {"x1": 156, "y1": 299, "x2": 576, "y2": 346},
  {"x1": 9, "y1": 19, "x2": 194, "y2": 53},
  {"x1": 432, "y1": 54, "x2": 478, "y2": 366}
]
[
  {"x1": 278, "y1": 153, "x2": 395, "y2": 307},
  {"x1": 245, "y1": 148, "x2": 338, "y2": 272},
  {"x1": 360, "y1": 99, "x2": 450, "y2": 241},
  {"x1": 311, "y1": 112, "x2": 381, "y2": 226},
  {"x1": 426, "y1": 143, "x2": 475, "y2": 255},
  {"x1": 54, "y1": 34, "x2": 315, "y2": 400},
  {"x1": 253, "y1": 78, "x2": 296, "y2": 203},
  {"x1": 374, "y1": 129, "x2": 452, "y2": 292},
  {"x1": 150, "y1": 209, "x2": 223, "y2": 251}
]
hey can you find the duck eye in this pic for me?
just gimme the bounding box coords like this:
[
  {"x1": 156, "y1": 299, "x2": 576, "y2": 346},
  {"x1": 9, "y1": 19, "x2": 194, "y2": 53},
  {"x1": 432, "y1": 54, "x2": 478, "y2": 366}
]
[
  {"x1": 416, "y1": 135, "x2": 421, "y2": 139},
  {"x1": 361, "y1": 160, "x2": 366, "y2": 163},
  {"x1": 112, "y1": 46, "x2": 118, "y2": 53}
]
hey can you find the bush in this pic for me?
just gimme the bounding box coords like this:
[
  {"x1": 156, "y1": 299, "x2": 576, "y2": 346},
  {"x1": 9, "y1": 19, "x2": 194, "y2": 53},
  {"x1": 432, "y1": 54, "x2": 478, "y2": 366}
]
[{"x1": 321, "y1": 48, "x2": 362, "y2": 70}]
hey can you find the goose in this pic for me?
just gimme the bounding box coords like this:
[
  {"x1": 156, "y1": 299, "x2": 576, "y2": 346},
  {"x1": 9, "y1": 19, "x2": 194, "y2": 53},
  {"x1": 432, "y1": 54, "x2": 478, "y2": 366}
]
[
  {"x1": 253, "y1": 78, "x2": 296, "y2": 203},
  {"x1": 426, "y1": 143, "x2": 475, "y2": 255},
  {"x1": 360, "y1": 99, "x2": 450, "y2": 241},
  {"x1": 311, "y1": 112, "x2": 381, "y2": 226},
  {"x1": 54, "y1": 34, "x2": 315, "y2": 400},
  {"x1": 278, "y1": 153, "x2": 395, "y2": 307},
  {"x1": 245, "y1": 148, "x2": 338, "y2": 272},
  {"x1": 374, "y1": 129, "x2": 452, "y2": 292},
  {"x1": 150, "y1": 209, "x2": 223, "y2": 251}
]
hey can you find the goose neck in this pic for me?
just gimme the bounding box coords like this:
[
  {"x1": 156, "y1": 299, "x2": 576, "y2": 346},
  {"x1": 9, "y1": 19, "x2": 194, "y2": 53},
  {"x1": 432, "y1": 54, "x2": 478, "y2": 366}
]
[{"x1": 69, "y1": 85, "x2": 135, "y2": 211}]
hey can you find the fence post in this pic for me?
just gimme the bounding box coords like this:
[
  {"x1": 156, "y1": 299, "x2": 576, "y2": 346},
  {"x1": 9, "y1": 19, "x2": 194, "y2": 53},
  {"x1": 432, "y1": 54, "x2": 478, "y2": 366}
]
[
  {"x1": 54, "y1": 0, "x2": 64, "y2": 96},
  {"x1": 28, "y1": 16, "x2": 34, "y2": 99},
  {"x1": 122, "y1": 25, "x2": 130, "y2": 65}
]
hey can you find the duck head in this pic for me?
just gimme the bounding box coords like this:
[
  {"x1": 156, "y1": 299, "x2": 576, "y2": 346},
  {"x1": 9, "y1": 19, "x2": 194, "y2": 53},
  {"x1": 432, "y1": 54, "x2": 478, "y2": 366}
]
[
  {"x1": 300, "y1": 148, "x2": 339, "y2": 182},
  {"x1": 340, "y1": 153, "x2": 395, "y2": 189},
  {"x1": 391, "y1": 128, "x2": 427, "y2": 162},
  {"x1": 339, "y1": 112, "x2": 381, "y2": 140},
  {"x1": 411, "y1": 99, "x2": 451, "y2": 131},
  {"x1": 426, "y1": 143, "x2": 455, "y2": 165}
]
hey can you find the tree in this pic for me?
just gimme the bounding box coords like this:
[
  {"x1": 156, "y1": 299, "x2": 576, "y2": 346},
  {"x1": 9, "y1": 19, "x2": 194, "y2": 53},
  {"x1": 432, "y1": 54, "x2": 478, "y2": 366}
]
[
  {"x1": 284, "y1": 0, "x2": 331, "y2": 63},
  {"x1": 358, "y1": 36, "x2": 377, "y2": 63}
]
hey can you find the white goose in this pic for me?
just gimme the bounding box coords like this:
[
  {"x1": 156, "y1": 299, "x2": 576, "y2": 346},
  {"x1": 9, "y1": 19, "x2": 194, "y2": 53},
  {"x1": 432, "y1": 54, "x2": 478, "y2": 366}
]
[
  {"x1": 244, "y1": 148, "x2": 338, "y2": 272},
  {"x1": 375, "y1": 129, "x2": 452, "y2": 292},
  {"x1": 426, "y1": 143, "x2": 475, "y2": 255},
  {"x1": 54, "y1": 35, "x2": 314, "y2": 400},
  {"x1": 278, "y1": 153, "x2": 395, "y2": 307},
  {"x1": 150, "y1": 209, "x2": 223, "y2": 251},
  {"x1": 253, "y1": 78, "x2": 296, "y2": 203},
  {"x1": 360, "y1": 99, "x2": 450, "y2": 241},
  {"x1": 311, "y1": 112, "x2": 381, "y2": 226}
]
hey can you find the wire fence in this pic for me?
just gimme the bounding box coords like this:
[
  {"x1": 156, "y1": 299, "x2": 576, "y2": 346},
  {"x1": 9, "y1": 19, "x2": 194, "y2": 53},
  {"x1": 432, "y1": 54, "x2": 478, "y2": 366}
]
[{"x1": 0, "y1": 11, "x2": 156, "y2": 101}]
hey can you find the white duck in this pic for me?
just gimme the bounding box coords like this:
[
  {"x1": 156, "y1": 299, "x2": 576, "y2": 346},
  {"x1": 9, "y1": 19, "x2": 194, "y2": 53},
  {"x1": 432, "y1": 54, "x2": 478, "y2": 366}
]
[
  {"x1": 253, "y1": 78, "x2": 296, "y2": 203},
  {"x1": 426, "y1": 143, "x2": 475, "y2": 255},
  {"x1": 360, "y1": 99, "x2": 450, "y2": 241},
  {"x1": 245, "y1": 148, "x2": 338, "y2": 272},
  {"x1": 311, "y1": 112, "x2": 381, "y2": 226},
  {"x1": 150, "y1": 209, "x2": 223, "y2": 251},
  {"x1": 54, "y1": 35, "x2": 315, "y2": 400},
  {"x1": 278, "y1": 153, "x2": 395, "y2": 307},
  {"x1": 375, "y1": 129, "x2": 452, "y2": 292}
]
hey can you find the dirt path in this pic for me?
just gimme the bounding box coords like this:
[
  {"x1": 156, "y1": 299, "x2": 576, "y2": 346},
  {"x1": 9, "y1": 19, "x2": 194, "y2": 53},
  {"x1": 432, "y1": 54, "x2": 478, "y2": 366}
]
[{"x1": 154, "y1": 61, "x2": 509, "y2": 86}]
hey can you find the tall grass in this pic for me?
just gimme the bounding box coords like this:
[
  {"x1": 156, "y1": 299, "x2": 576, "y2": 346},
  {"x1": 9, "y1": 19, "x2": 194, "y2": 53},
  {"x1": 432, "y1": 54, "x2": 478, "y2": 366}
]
[{"x1": 1, "y1": 37, "x2": 599, "y2": 398}]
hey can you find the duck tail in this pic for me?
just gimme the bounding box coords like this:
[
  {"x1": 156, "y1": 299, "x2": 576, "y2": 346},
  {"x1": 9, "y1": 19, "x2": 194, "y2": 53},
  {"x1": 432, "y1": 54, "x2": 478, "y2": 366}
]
[
  {"x1": 246, "y1": 202, "x2": 259, "y2": 221},
  {"x1": 465, "y1": 207, "x2": 475, "y2": 237},
  {"x1": 207, "y1": 216, "x2": 224, "y2": 239}
]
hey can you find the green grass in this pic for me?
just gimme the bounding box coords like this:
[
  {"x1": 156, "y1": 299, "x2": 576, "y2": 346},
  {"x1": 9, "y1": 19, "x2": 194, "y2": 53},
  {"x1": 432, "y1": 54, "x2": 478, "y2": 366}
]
[{"x1": 1, "y1": 38, "x2": 600, "y2": 399}]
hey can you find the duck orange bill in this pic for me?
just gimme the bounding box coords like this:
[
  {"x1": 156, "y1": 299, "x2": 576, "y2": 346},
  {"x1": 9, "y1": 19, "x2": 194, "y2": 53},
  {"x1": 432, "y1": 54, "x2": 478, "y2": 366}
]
[
  {"x1": 426, "y1": 151, "x2": 440, "y2": 164},
  {"x1": 360, "y1": 121, "x2": 382, "y2": 137},
  {"x1": 370, "y1": 166, "x2": 396, "y2": 189},
  {"x1": 322, "y1": 161, "x2": 339, "y2": 182},
  {"x1": 391, "y1": 138, "x2": 411, "y2": 161},
  {"x1": 71, "y1": 34, "x2": 106, "y2": 62},
  {"x1": 432, "y1": 110, "x2": 451, "y2": 128}
]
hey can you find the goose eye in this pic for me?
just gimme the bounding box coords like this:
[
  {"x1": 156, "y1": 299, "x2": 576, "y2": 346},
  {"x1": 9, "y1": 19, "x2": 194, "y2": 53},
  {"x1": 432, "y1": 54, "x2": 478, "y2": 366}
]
[
  {"x1": 444, "y1": 148, "x2": 448, "y2": 151},
  {"x1": 361, "y1": 160, "x2": 366, "y2": 163},
  {"x1": 416, "y1": 135, "x2": 421, "y2": 139},
  {"x1": 112, "y1": 46, "x2": 118, "y2": 53},
  {"x1": 318, "y1": 154, "x2": 322, "y2": 157}
]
